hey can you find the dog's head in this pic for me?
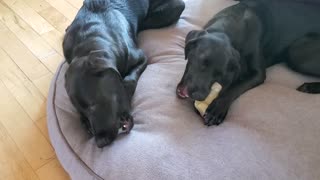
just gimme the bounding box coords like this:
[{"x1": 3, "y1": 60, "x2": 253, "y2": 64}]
[
  {"x1": 177, "y1": 30, "x2": 241, "y2": 100},
  {"x1": 65, "y1": 51, "x2": 133, "y2": 148}
]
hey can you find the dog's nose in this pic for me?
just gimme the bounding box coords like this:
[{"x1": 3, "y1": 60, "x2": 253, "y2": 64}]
[{"x1": 176, "y1": 84, "x2": 189, "y2": 98}]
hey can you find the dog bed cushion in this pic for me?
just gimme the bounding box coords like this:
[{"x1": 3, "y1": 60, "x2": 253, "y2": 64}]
[{"x1": 47, "y1": 0, "x2": 320, "y2": 179}]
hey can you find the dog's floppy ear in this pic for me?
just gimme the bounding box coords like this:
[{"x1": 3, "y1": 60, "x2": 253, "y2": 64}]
[
  {"x1": 184, "y1": 39, "x2": 198, "y2": 60},
  {"x1": 85, "y1": 50, "x2": 119, "y2": 77},
  {"x1": 184, "y1": 30, "x2": 207, "y2": 60},
  {"x1": 185, "y1": 30, "x2": 207, "y2": 43}
]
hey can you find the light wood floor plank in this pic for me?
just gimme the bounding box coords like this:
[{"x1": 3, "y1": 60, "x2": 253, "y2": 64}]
[
  {"x1": 33, "y1": 72, "x2": 54, "y2": 97},
  {"x1": 44, "y1": 0, "x2": 78, "y2": 21},
  {"x1": 0, "y1": 49, "x2": 47, "y2": 122},
  {"x1": 0, "y1": 80, "x2": 55, "y2": 170},
  {"x1": 41, "y1": 29, "x2": 64, "y2": 56},
  {"x1": 0, "y1": 21, "x2": 50, "y2": 81},
  {"x1": 39, "y1": 6, "x2": 71, "y2": 33},
  {"x1": 36, "y1": 158, "x2": 70, "y2": 180},
  {"x1": 20, "y1": 0, "x2": 51, "y2": 13},
  {"x1": 41, "y1": 52, "x2": 63, "y2": 73},
  {"x1": 0, "y1": 122, "x2": 40, "y2": 180},
  {"x1": 0, "y1": 3, "x2": 63, "y2": 72},
  {"x1": 65, "y1": 0, "x2": 82, "y2": 9},
  {"x1": 35, "y1": 117, "x2": 50, "y2": 141},
  {"x1": 0, "y1": 0, "x2": 77, "y2": 177},
  {"x1": 1, "y1": 0, "x2": 54, "y2": 34}
]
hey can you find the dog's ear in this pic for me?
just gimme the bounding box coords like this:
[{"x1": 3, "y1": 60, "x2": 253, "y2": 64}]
[
  {"x1": 184, "y1": 30, "x2": 207, "y2": 60},
  {"x1": 184, "y1": 39, "x2": 198, "y2": 60},
  {"x1": 84, "y1": 51, "x2": 119, "y2": 77},
  {"x1": 185, "y1": 30, "x2": 207, "y2": 43},
  {"x1": 88, "y1": 59, "x2": 119, "y2": 77},
  {"x1": 186, "y1": 30, "x2": 203, "y2": 43}
]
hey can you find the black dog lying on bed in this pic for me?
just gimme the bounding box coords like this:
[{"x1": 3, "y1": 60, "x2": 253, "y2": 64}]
[
  {"x1": 177, "y1": 0, "x2": 320, "y2": 126},
  {"x1": 64, "y1": 0, "x2": 185, "y2": 147}
]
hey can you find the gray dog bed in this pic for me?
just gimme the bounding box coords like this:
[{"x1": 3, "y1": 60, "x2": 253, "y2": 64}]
[{"x1": 47, "y1": 0, "x2": 320, "y2": 179}]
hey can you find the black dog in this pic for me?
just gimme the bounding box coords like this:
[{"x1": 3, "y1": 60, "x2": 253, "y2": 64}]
[
  {"x1": 177, "y1": 0, "x2": 320, "y2": 126},
  {"x1": 64, "y1": 0, "x2": 185, "y2": 147}
]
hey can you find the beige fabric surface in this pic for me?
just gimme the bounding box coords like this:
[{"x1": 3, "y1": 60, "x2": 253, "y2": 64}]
[{"x1": 47, "y1": 0, "x2": 320, "y2": 179}]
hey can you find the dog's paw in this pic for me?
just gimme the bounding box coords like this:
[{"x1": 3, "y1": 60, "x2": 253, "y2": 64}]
[
  {"x1": 80, "y1": 116, "x2": 94, "y2": 136},
  {"x1": 297, "y1": 83, "x2": 320, "y2": 94},
  {"x1": 203, "y1": 97, "x2": 230, "y2": 126}
]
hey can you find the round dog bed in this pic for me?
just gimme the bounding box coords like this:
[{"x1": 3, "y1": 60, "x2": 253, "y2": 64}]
[{"x1": 47, "y1": 0, "x2": 320, "y2": 179}]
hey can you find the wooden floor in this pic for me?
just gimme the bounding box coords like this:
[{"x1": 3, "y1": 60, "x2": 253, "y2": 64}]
[{"x1": 0, "y1": 0, "x2": 83, "y2": 179}]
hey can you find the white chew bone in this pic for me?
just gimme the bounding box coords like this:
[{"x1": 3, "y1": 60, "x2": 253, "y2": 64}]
[{"x1": 194, "y1": 82, "x2": 222, "y2": 116}]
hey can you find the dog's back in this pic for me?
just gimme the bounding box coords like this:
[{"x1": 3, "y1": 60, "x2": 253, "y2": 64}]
[
  {"x1": 63, "y1": 0, "x2": 148, "y2": 63},
  {"x1": 240, "y1": 0, "x2": 320, "y2": 58}
]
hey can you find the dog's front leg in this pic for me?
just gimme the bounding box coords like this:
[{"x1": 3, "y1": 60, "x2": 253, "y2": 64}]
[
  {"x1": 204, "y1": 51, "x2": 266, "y2": 126},
  {"x1": 123, "y1": 49, "x2": 147, "y2": 100}
]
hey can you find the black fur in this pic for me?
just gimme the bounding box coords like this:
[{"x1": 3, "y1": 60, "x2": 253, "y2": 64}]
[
  {"x1": 64, "y1": 0, "x2": 185, "y2": 148},
  {"x1": 177, "y1": 0, "x2": 320, "y2": 126}
]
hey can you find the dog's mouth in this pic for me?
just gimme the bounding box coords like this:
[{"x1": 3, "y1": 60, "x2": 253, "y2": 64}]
[
  {"x1": 177, "y1": 84, "x2": 209, "y2": 101},
  {"x1": 177, "y1": 84, "x2": 189, "y2": 99},
  {"x1": 119, "y1": 115, "x2": 134, "y2": 134}
]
